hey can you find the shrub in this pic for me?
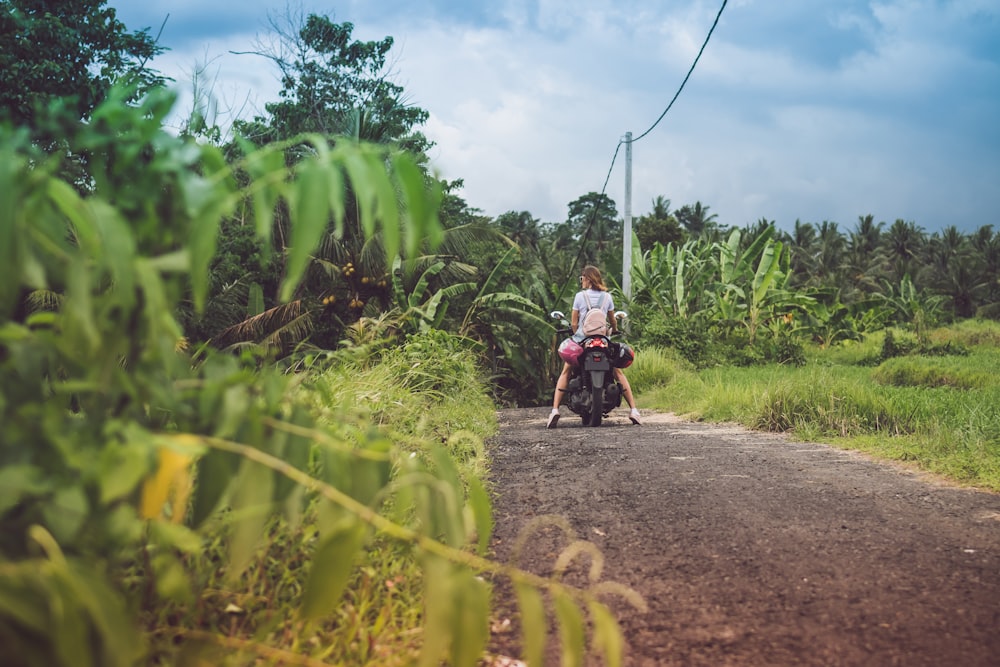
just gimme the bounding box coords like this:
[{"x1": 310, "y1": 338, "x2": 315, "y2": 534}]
[{"x1": 872, "y1": 357, "x2": 993, "y2": 390}]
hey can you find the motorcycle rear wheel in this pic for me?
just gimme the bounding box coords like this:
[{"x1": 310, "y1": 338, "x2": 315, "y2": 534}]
[{"x1": 589, "y1": 385, "x2": 604, "y2": 427}]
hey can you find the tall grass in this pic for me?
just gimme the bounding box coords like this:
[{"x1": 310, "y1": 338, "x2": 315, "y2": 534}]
[
  {"x1": 631, "y1": 321, "x2": 1000, "y2": 491},
  {"x1": 145, "y1": 331, "x2": 499, "y2": 665}
]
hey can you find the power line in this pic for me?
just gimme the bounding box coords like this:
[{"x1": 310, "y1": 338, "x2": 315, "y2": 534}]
[
  {"x1": 632, "y1": 0, "x2": 728, "y2": 144},
  {"x1": 564, "y1": 0, "x2": 728, "y2": 294}
]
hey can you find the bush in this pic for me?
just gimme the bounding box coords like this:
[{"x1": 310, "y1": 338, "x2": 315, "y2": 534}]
[
  {"x1": 975, "y1": 302, "x2": 1000, "y2": 321},
  {"x1": 872, "y1": 357, "x2": 993, "y2": 390},
  {"x1": 634, "y1": 313, "x2": 714, "y2": 367}
]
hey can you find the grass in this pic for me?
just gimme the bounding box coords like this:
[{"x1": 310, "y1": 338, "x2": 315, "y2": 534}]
[
  {"x1": 144, "y1": 331, "x2": 500, "y2": 665},
  {"x1": 631, "y1": 321, "x2": 1000, "y2": 492}
]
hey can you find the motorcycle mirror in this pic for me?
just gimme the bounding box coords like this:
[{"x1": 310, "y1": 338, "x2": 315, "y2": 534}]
[
  {"x1": 614, "y1": 310, "x2": 628, "y2": 320},
  {"x1": 550, "y1": 310, "x2": 566, "y2": 320}
]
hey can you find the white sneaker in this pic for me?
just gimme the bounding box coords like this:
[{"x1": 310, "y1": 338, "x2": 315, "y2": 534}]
[
  {"x1": 629, "y1": 408, "x2": 642, "y2": 425},
  {"x1": 546, "y1": 409, "x2": 561, "y2": 429}
]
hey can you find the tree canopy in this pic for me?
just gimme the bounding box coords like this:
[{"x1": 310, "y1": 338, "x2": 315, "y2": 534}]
[{"x1": 0, "y1": 0, "x2": 166, "y2": 128}]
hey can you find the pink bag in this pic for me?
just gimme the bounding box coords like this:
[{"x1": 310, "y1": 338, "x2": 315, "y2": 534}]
[{"x1": 558, "y1": 337, "x2": 584, "y2": 365}]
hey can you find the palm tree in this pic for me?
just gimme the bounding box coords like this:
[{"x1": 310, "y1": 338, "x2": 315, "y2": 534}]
[
  {"x1": 785, "y1": 219, "x2": 818, "y2": 286},
  {"x1": 814, "y1": 220, "x2": 846, "y2": 289},
  {"x1": 970, "y1": 225, "x2": 1000, "y2": 305},
  {"x1": 675, "y1": 201, "x2": 718, "y2": 239},
  {"x1": 495, "y1": 210, "x2": 541, "y2": 250},
  {"x1": 843, "y1": 214, "x2": 886, "y2": 297},
  {"x1": 883, "y1": 219, "x2": 925, "y2": 285},
  {"x1": 921, "y1": 225, "x2": 981, "y2": 319},
  {"x1": 650, "y1": 196, "x2": 672, "y2": 220}
]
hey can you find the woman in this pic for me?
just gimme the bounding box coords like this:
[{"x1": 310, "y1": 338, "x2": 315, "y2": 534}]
[{"x1": 547, "y1": 265, "x2": 641, "y2": 428}]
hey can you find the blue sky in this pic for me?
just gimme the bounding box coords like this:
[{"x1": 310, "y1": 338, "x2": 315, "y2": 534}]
[{"x1": 113, "y1": 1, "x2": 1000, "y2": 234}]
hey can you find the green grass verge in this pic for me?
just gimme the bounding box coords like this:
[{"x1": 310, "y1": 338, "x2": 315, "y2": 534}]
[
  {"x1": 145, "y1": 331, "x2": 500, "y2": 665},
  {"x1": 631, "y1": 322, "x2": 1000, "y2": 492}
]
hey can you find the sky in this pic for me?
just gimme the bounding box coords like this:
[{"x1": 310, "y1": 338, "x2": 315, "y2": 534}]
[{"x1": 112, "y1": 0, "x2": 1000, "y2": 235}]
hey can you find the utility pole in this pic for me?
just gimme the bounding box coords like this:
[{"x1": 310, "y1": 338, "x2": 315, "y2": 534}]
[{"x1": 622, "y1": 131, "x2": 633, "y2": 299}]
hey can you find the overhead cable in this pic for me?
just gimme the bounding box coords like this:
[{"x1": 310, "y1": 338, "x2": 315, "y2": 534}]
[{"x1": 562, "y1": 0, "x2": 728, "y2": 295}]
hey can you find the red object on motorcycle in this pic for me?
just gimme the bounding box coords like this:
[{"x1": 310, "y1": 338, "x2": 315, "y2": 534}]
[
  {"x1": 615, "y1": 343, "x2": 635, "y2": 368},
  {"x1": 558, "y1": 337, "x2": 584, "y2": 365}
]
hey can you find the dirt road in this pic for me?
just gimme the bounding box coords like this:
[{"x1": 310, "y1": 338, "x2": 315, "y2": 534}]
[{"x1": 486, "y1": 409, "x2": 1000, "y2": 666}]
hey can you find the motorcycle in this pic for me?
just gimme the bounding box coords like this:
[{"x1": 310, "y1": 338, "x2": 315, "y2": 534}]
[{"x1": 551, "y1": 309, "x2": 633, "y2": 427}]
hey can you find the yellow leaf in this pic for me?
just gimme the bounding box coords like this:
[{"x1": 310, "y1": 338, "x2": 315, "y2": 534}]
[{"x1": 139, "y1": 436, "x2": 198, "y2": 521}]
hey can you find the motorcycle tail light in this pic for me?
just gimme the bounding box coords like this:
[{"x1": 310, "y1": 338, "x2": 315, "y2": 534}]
[{"x1": 587, "y1": 338, "x2": 608, "y2": 348}]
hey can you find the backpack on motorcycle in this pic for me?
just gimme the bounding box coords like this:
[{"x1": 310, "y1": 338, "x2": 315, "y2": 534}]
[{"x1": 577, "y1": 292, "x2": 609, "y2": 338}]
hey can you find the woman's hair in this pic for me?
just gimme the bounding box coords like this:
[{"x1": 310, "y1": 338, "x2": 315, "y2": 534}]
[{"x1": 581, "y1": 265, "x2": 607, "y2": 291}]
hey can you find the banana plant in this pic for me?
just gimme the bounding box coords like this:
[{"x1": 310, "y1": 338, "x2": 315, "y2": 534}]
[
  {"x1": 389, "y1": 256, "x2": 478, "y2": 334},
  {"x1": 711, "y1": 228, "x2": 818, "y2": 343},
  {"x1": 629, "y1": 236, "x2": 716, "y2": 319}
]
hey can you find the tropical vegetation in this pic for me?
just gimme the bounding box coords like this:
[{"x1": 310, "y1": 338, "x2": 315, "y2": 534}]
[{"x1": 1, "y1": 2, "x2": 998, "y2": 665}]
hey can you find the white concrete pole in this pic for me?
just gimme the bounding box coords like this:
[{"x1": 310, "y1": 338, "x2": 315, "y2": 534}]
[{"x1": 622, "y1": 131, "x2": 633, "y2": 299}]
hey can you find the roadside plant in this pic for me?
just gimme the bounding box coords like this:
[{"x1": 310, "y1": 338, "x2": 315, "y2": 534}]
[{"x1": 0, "y1": 86, "x2": 637, "y2": 666}]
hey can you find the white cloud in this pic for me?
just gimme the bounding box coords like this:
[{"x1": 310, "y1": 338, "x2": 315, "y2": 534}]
[{"x1": 115, "y1": 0, "x2": 1000, "y2": 232}]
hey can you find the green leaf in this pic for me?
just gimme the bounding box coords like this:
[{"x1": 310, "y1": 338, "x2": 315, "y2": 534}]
[
  {"x1": 98, "y1": 436, "x2": 152, "y2": 505},
  {"x1": 367, "y1": 150, "x2": 400, "y2": 262},
  {"x1": 151, "y1": 551, "x2": 194, "y2": 603},
  {"x1": 343, "y1": 149, "x2": 378, "y2": 240},
  {"x1": 450, "y1": 569, "x2": 490, "y2": 667},
  {"x1": 350, "y1": 452, "x2": 392, "y2": 508},
  {"x1": 243, "y1": 141, "x2": 286, "y2": 245},
  {"x1": 215, "y1": 384, "x2": 251, "y2": 440},
  {"x1": 226, "y1": 458, "x2": 274, "y2": 582},
  {"x1": 186, "y1": 194, "x2": 226, "y2": 314},
  {"x1": 589, "y1": 601, "x2": 624, "y2": 667},
  {"x1": 299, "y1": 518, "x2": 367, "y2": 622},
  {"x1": 394, "y1": 152, "x2": 432, "y2": 257},
  {"x1": 419, "y1": 554, "x2": 454, "y2": 667},
  {"x1": 281, "y1": 158, "x2": 331, "y2": 302},
  {"x1": 189, "y1": 448, "x2": 236, "y2": 529},
  {"x1": 0, "y1": 147, "x2": 20, "y2": 317},
  {"x1": 65, "y1": 559, "x2": 146, "y2": 667},
  {"x1": 148, "y1": 521, "x2": 204, "y2": 555},
  {"x1": 467, "y1": 476, "x2": 494, "y2": 556},
  {"x1": 515, "y1": 582, "x2": 547, "y2": 667},
  {"x1": 0, "y1": 465, "x2": 48, "y2": 514},
  {"x1": 554, "y1": 589, "x2": 585, "y2": 667},
  {"x1": 428, "y1": 445, "x2": 465, "y2": 547},
  {"x1": 42, "y1": 486, "x2": 88, "y2": 545},
  {"x1": 272, "y1": 408, "x2": 312, "y2": 504},
  {"x1": 247, "y1": 282, "x2": 264, "y2": 317},
  {"x1": 0, "y1": 569, "x2": 49, "y2": 634}
]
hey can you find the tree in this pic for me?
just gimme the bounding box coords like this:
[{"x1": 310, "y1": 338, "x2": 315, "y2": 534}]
[
  {"x1": 784, "y1": 220, "x2": 818, "y2": 286},
  {"x1": 566, "y1": 192, "x2": 620, "y2": 272},
  {"x1": 634, "y1": 197, "x2": 684, "y2": 251},
  {"x1": 675, "y1": 200, "x2": 718, "y2": 239},
  {"x1": 814, "y1": 220, "x2": 846, "y2": 288},
  {"x1": 0, "y1": 0, "x2": 166, "y2": 128},
  {"x1": 843, "y1": 214, "x2": 886, "y2": 297},
  {"x1": 921, "y1": 225, "x2": 981, "y2": 319},
  {"x1": 884, "y1": 219, "x2": 925, "y2": 285},
  {"x1": 233, "y1": 10, "x2": 429, "y2": 153},
  {"x1": 203, "y1": 11, "x2": 445, "y2": 350}
]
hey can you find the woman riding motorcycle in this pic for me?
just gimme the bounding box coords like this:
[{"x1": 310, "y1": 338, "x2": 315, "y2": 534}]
[{"x1": 547, "y1": 265, "x2": 641, "y2": 428}]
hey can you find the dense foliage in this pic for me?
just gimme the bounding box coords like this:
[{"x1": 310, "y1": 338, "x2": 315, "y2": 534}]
[
  {"x1": 0, "y1": 67, "x2": 633, "y2": 667},
  {"x1": 2, "y1": 3, "x2": 997, "y2": 665},
  {"x1": 0, "y1": 0, "x2": 166, "y2": 128}
]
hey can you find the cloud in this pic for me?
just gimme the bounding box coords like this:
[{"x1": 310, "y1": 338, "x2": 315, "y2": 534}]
[{"x1": 111, "y1": 0, "x2": 1000, "y2": 232}]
